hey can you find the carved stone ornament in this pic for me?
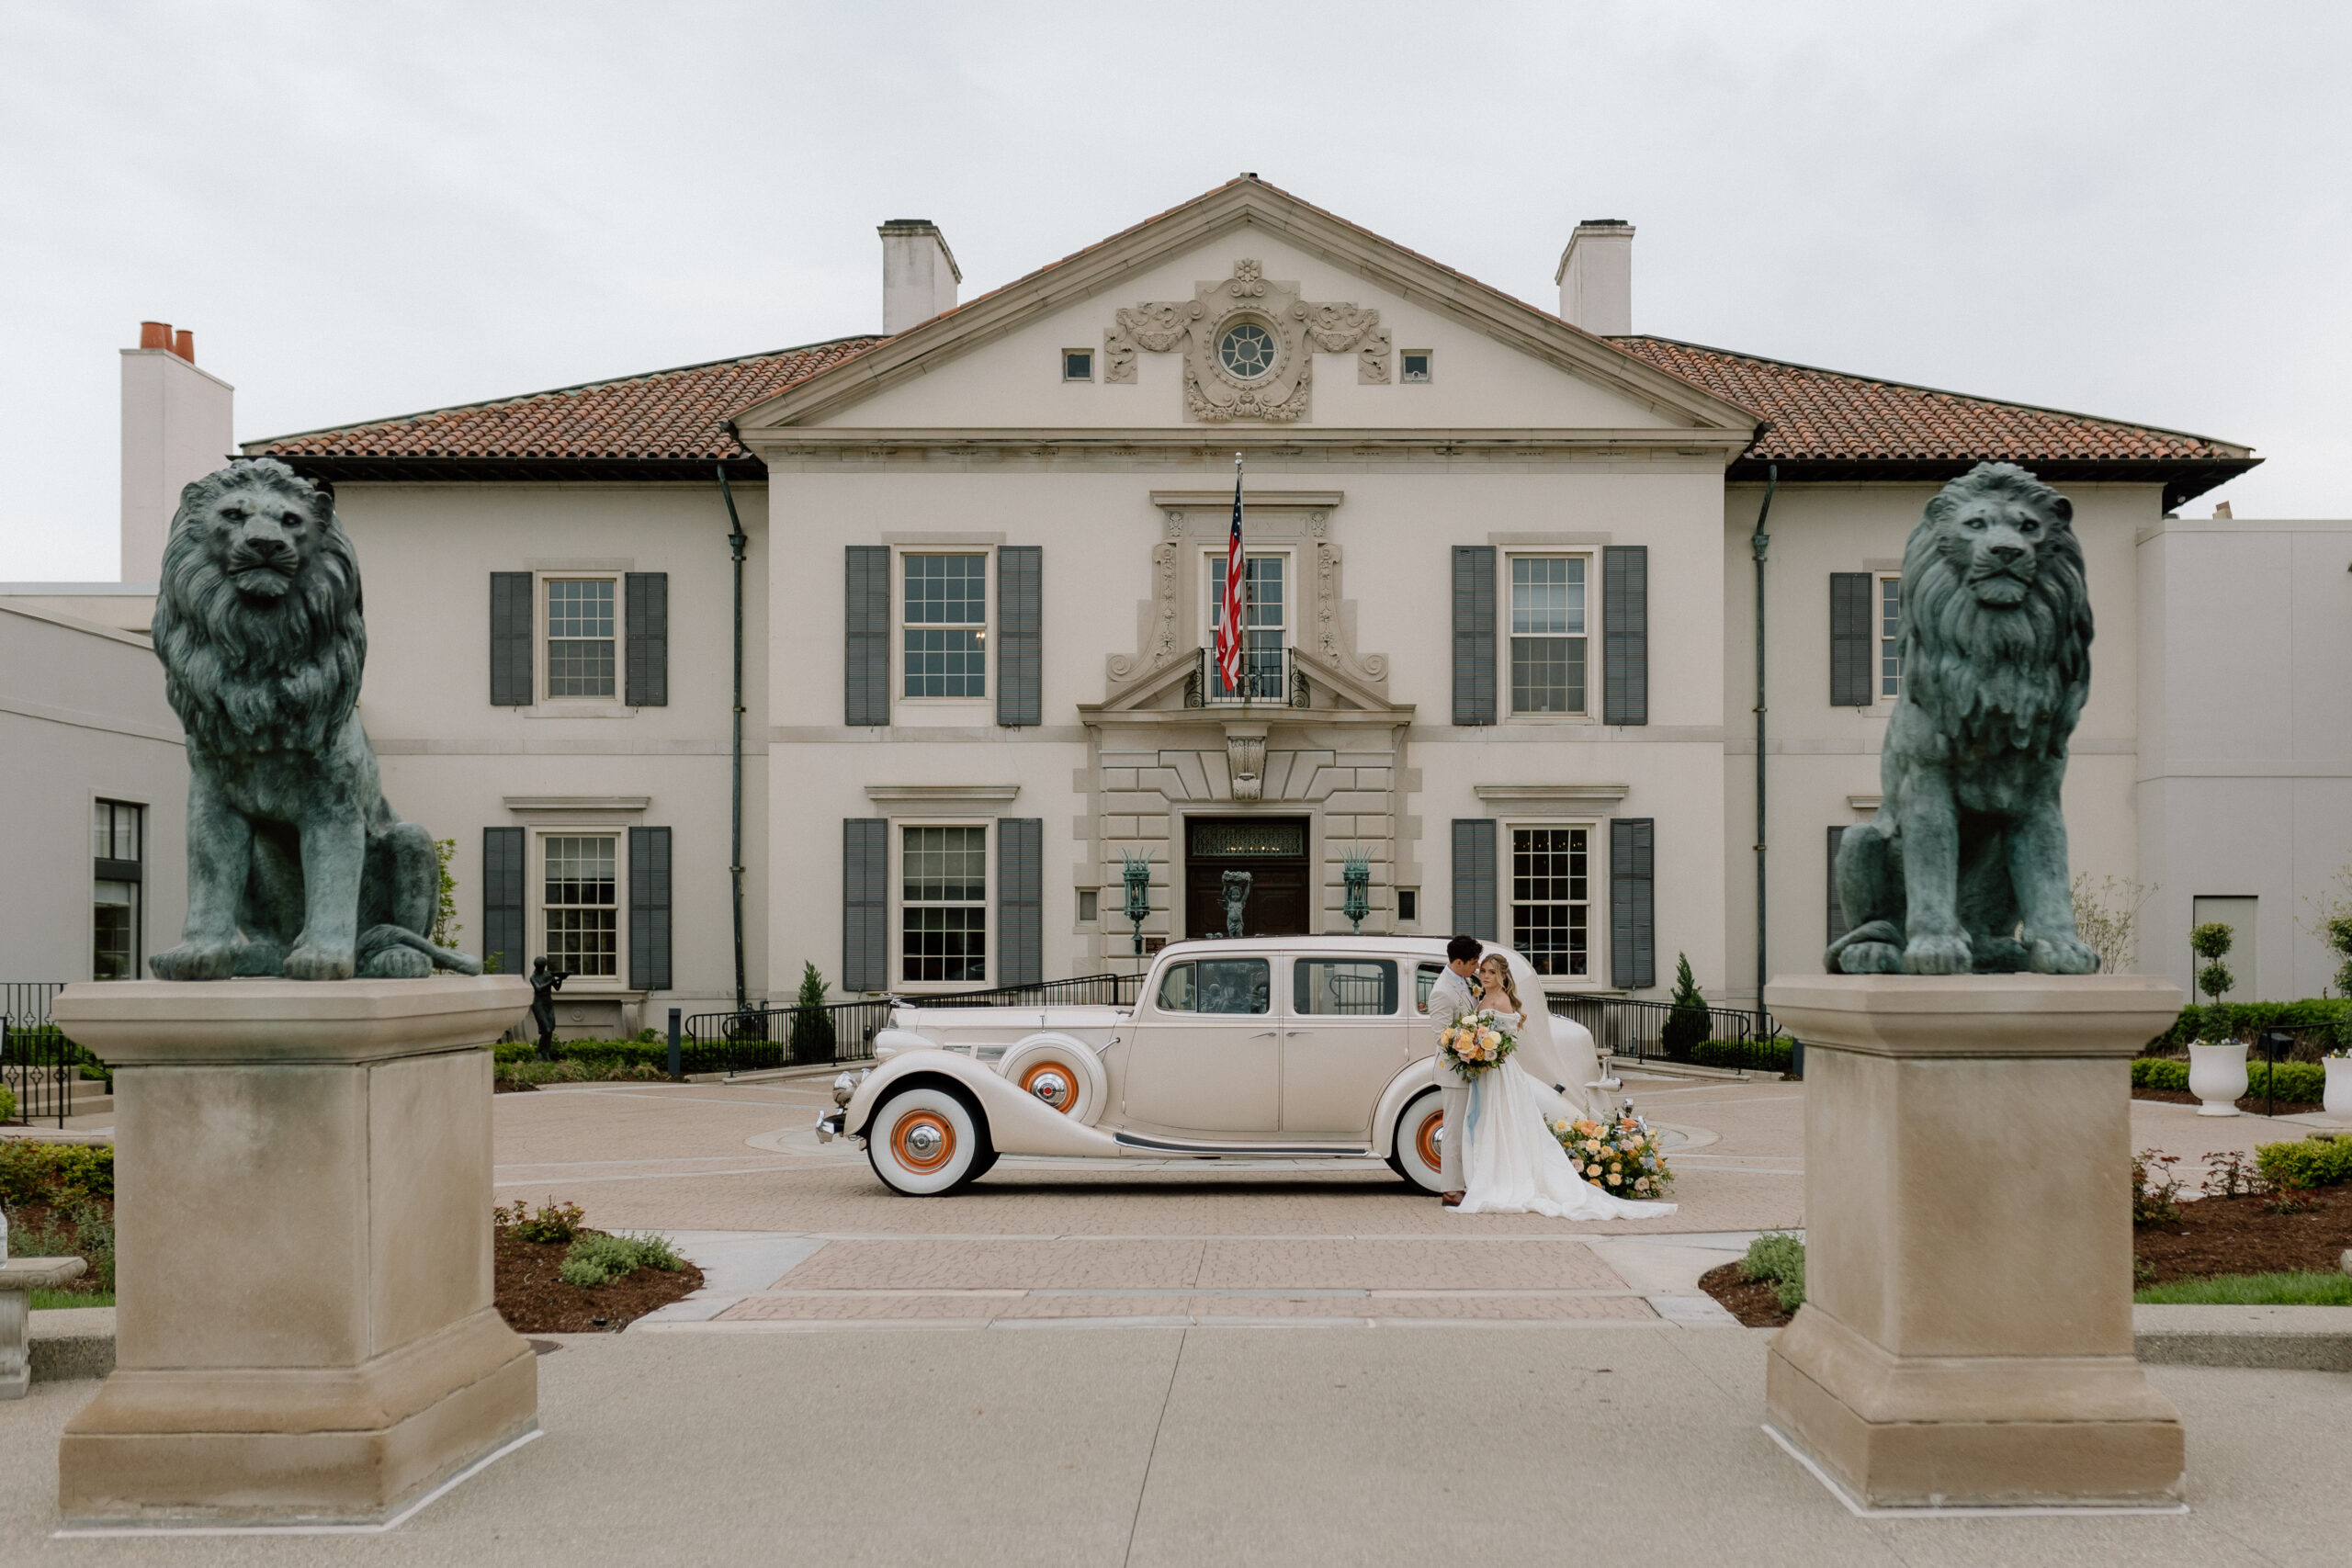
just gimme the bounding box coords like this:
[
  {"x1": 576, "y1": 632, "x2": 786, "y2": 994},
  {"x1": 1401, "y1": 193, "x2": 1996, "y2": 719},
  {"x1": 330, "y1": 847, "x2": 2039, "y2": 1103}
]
[
  {"x1": 1226, "y1": 729, "x2": 1268, "y2": 802},
  {"x1": 1102, "y1": 259, "x2": 1392, "y2": 422}
]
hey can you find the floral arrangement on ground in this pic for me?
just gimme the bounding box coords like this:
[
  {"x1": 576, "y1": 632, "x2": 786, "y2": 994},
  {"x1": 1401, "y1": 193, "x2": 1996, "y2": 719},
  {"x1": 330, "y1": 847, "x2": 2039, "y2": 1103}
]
[{"x1": 1549, "y1": 1110, "x2": 1674, "y2": 1199}]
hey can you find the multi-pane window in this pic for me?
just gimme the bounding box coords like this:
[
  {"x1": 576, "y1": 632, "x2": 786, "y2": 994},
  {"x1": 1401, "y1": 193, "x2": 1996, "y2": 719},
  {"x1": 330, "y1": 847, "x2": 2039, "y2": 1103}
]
[
  {"x1": 1880, "y1": 576, "x2": 1903, "y2": 700},
  {"x1": 546, "y1": 580, "x2": 616, "y2": 698},
  {"x1": 903, "y1": 555, "x2": 988, "y2": 698},
  {"x1": 1512, "y1": 827, "x2": 1589, "y2": 978},
  {"x1": 1208, "y1": 553, "x2": 1286, "y2": 700},
  {"x1": 902, "y1": 825, "x2": 986, "y2": 983},
  {"x1": 544, "y1": 835, "x2": 618, "y2": 978},
  {"x1": 92, "y1": 799, "x2": 142, "y2": 980},
  {"x1": 1510, "y1": 557, "x2": 1587, "y2": 715}
]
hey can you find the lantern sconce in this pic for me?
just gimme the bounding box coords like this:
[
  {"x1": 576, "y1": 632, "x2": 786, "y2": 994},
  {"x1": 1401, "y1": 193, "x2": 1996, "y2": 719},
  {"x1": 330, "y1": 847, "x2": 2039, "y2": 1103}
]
[
  {"x1": 1341, "y1": 847, "x2": 1372, "y2": 935},
  {"x1": 1121, "y1": 851, "x2": 1153, "y2": 956}
]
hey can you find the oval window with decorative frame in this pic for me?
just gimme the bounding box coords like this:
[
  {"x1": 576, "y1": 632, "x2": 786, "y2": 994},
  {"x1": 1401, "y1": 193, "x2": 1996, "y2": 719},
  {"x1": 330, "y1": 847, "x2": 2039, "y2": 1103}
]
[{"x1": 1216, "y1": 321, "x2": 1280, "y2": 382}]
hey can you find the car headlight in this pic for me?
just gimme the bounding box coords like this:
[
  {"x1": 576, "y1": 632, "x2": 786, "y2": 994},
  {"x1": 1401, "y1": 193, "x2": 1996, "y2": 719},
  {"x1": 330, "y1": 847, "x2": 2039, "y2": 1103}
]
[{"x1": 832, "y1": 1071, "x2": 858, "y2": 1108}]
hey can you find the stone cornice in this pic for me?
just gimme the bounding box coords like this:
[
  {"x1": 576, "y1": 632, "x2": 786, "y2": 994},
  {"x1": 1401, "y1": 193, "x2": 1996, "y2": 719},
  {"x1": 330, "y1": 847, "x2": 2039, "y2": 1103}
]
[{"x1": 864, "y1": 784, "x2": 1022, "y2": 805}]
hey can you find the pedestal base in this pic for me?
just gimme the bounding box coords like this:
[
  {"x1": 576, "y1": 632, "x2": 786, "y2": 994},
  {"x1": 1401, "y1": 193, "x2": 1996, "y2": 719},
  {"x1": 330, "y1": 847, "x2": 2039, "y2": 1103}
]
[
  {"x1": 51, "y1": 976, "x2": 535, "y2": 1526},
  {"x1": 1760, "y1": 974, "x2": 2187, "y2": 1509}
]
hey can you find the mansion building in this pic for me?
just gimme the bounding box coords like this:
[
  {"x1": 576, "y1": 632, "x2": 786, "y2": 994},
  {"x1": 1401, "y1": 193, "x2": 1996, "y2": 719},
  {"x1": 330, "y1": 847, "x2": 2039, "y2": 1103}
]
[{"x1": 28, "y1": 177, "x2": 2301, "y2": 1033}]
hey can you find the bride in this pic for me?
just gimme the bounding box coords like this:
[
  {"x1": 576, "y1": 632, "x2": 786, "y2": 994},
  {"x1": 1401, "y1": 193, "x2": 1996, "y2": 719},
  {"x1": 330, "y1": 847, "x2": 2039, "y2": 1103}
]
[{"x1": 1452, "y1": 952, "x2": 1677, "y2": 1220}]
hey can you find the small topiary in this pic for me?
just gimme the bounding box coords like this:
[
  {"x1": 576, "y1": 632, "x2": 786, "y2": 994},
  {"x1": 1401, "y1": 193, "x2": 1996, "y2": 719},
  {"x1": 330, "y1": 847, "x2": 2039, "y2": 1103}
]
[
  {"x1": 787, "y1": 961, "x2": 838, "y2": 1066},
  {"x1": 1659, "y1": 953, "x2": 1710, "y2": 1064},
  {"x1": 2189, "y1": 922, "x2": 2235, "y2": 1010}
]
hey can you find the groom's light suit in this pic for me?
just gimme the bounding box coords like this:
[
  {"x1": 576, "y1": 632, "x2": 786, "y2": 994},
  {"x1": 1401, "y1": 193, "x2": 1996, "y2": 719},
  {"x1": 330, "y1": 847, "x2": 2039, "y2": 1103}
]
[{"x1": 1426, "y1": 965, "x2": 1476, "y2": 1190}]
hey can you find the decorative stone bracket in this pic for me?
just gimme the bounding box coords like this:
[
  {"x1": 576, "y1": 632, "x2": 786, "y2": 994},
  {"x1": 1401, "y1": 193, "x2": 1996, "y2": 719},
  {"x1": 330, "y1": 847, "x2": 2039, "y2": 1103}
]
[{"x1": 1103, "y1": 259, "x2": 1391, "y2": 423}]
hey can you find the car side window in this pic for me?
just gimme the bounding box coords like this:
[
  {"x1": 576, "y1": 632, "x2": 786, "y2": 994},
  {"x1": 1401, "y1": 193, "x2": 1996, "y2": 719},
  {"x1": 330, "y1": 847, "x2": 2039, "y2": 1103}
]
[
  {"x1": 1197, "y1": 958, "x2": 1271, "y2": 1015},
  {"x1": 1156, "y1": 962, "x2": 1196, "y2": 1012},
  {"x1": 1294, "y1": 958, "x2": 1399, "y2": 1016},
  {"x1": 1415, "y1": 964, "x2": 1442, "y2": 1014}
]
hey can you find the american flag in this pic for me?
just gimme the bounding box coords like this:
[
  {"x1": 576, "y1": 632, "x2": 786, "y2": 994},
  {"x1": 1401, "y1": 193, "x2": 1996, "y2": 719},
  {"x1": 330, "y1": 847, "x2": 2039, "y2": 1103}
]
[{"x1": 1216, "y1": 455, "x2": 1245, "y2": 692}]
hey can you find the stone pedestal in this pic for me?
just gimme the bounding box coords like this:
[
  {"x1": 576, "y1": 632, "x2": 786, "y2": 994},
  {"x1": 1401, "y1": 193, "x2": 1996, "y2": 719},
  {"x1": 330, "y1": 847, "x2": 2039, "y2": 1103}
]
[
  {"x1": 1759, "y1": 974, "x2": 2186, "y2": 1509},
  {"x1": 49, "y1": 976, "x2": 535, "y2": 1526}
]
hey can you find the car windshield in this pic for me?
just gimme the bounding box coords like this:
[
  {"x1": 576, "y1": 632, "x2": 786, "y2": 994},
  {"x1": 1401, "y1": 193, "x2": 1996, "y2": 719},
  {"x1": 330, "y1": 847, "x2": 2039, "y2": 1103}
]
[{"x1": 1154, "y1": 958, "x2": 1270, "y2": 1014}]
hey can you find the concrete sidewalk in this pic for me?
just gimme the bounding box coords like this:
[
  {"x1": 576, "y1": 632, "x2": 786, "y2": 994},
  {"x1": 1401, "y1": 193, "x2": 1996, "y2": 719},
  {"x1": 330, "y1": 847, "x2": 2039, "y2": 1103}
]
[{"x1": 2, "y1": 1328, "x2": 2345, "y2": 1564}]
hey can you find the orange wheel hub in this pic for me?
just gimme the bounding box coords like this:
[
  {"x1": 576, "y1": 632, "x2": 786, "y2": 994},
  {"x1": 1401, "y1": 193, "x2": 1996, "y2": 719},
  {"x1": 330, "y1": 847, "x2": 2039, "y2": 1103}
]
[
  {"x1": 1020, "y1": 1061, "x2": 1077, "y2": 1113},
  {"x1": 1414, "y1": 1109, "x2": 1444, "y2": 1172},
  {"x1": 890, "y1": 1110, "x2": 956, "y2": 1173}
]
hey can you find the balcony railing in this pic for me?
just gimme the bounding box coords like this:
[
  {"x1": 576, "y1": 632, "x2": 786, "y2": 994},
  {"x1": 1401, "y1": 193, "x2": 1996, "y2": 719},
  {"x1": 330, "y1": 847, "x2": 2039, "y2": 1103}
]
[{"x1": 1183, "y1": 646, "x2": 1309, "y2": 708}]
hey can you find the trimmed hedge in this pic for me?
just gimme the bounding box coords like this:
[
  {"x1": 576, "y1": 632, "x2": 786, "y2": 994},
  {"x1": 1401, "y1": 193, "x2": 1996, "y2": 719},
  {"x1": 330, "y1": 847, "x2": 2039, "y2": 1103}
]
[
  {"x1": 490, "y1": 1038, "x2": 786, "y2": 1077},
  {"x1": 0, "y1": 1141, "x2": 114, "y2": 1206},
  {"x1": 2153, "y1": 1000, "x2": 2352, "y2": 1053},
  {"x1": 1689, "y1": 1038, "x2": 1794, "y2": 1074},
  {"x1": 2131, "y1": 1056, "x2": 2328, "y2": 1103},
  {"x1": 2256, "y1": 1136, "x2": 2352, "y2": 1191}
]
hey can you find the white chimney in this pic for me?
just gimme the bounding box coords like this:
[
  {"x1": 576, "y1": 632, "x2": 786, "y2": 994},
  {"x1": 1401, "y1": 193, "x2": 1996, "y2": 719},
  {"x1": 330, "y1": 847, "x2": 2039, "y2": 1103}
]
[
  {"x1": 878, "y1": 220, "x2": 961, "y2": 335},
  {"x1": 120, "y1": 321, "x2": 233, "y2": 583},
  {"x1": 1555, "y1": 220, "x2": 1634, "y2": 336}
]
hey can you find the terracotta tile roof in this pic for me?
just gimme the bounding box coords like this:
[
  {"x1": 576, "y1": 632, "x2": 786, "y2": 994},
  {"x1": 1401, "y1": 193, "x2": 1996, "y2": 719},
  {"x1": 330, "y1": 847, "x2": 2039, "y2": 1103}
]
[
  {"x1": 247, "y1": 336, "x2": 883, "y2": 478},
  {"x1": 1612, "y1": 335, "x2": 2254, "y2": 491}
]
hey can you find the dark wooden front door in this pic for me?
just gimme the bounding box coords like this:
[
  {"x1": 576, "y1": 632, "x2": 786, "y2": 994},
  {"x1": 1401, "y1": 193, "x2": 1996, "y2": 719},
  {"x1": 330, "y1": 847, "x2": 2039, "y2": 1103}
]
[{"x1": 1184, "y1": 817, "x2": 1311, "y2": 938}]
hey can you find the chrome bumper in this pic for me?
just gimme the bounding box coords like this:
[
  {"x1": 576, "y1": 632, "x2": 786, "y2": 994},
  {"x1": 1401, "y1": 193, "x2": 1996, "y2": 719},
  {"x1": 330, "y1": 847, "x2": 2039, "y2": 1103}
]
[{"x1": 816, "y1": 1110, "x2": 850, "y2": 1144}]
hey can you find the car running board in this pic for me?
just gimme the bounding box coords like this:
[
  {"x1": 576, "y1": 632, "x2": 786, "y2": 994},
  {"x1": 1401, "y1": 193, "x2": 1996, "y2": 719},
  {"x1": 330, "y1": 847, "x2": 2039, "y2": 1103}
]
[{"x1": 1112, "y1": 1131, "x2": 1376, "y2": 1158}]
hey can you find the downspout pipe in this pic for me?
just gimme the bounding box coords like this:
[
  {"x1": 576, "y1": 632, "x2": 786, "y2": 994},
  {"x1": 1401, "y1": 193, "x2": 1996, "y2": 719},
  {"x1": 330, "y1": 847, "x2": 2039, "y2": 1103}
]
[
  {"x1": 715, "y1": 460, "x2": 750, "y2": 1017},
  {"x1": 1750, "y1": 462, "x2": 1778, "y2": 1010}
]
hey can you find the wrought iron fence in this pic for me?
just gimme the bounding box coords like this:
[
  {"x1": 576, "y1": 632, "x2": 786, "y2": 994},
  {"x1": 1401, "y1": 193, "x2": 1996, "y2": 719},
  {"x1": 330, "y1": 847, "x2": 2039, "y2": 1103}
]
[
  {"x1": 682, "y1": 973, "x2": 1147, "y2": 1076},
  {"x1": 1548, "y1": 994, "x2": 1785, "y2": 1068},
  {"x1": 3, "y1": 982, "x2": 80, "y2": 1128},
  {"x1": 1183, "y1": 646, "x2": 1309, "y2": 709}
]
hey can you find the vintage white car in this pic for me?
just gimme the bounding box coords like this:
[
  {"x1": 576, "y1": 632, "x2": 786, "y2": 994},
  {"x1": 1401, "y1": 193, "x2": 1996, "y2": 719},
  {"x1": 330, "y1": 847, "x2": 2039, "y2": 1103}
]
[{"x1": 818, "y1": 935, "x2": 1604, "y2": 1196}]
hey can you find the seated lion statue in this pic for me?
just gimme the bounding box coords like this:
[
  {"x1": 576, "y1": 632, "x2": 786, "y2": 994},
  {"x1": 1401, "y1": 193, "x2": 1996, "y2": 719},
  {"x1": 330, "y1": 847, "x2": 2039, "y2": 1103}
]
[
  {"x1": 148, "y1": 459, "x2": 479, "y2": 981},
  {"x1": 1826, "y1": 463, "x2": 2100, "y2": 976}
]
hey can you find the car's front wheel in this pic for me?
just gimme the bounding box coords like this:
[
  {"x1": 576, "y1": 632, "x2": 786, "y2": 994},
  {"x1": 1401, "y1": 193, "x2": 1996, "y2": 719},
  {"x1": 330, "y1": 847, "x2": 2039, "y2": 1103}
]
[
  {"x1": 1390, "y1": 1089, "x2": 1448, "y2": 1194},
  {"x1": 867, "y1": 1085, "x2": 989, "y2": 1196}
]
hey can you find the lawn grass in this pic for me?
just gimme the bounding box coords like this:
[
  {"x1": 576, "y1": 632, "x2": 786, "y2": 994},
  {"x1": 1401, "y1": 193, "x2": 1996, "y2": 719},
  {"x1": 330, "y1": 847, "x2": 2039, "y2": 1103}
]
[
  {"x1": 2133, "y1": 1271, "x2": 2352, "y2": 1306},
  {"x1": 30, "y1": 1289, "x2": 113, "y2": 1311}
]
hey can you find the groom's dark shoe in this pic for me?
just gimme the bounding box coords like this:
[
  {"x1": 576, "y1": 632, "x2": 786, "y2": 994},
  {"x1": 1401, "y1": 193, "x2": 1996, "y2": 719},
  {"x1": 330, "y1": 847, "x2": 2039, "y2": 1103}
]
[{"x1": 1442, "y1": 1191, "x2": 1464, "y2": 1208}]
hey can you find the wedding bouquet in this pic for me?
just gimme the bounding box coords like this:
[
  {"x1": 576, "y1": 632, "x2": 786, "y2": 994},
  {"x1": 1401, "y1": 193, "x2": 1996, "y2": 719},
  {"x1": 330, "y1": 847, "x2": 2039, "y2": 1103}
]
[
  {"x1": 1549, "y1": 1111, "x2": 1674, "y2": 1197},
  {"x1": 1439, "y1": 1009, "x2": 1517, "y2": 1079}
]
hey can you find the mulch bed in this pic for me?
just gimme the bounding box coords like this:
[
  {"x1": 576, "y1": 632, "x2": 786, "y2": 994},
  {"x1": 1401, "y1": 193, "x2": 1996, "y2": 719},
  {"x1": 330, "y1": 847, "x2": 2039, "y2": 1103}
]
[
  {"x1": 493, "y1": 1229, "x2": 705, "y2": 1334},
  {"x1": 2132, "y1": 1086, "x2": 2324, "y2": 1117},
  {"x1": 1698, "y1": 1181, "x2": 2352, "y2": 1325},
  {"x1": 1700, "y1": 1261, "x2": 1792, "y2": 1327}
]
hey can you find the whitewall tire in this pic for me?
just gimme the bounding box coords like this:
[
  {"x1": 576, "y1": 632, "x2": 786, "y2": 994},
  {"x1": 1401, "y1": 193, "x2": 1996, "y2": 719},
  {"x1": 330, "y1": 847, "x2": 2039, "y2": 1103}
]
[
  {"x1": 1391, "y1": 1089, "x2": 1448, "y2": 1194},
  {"x1": 999, "y1": 1035, "x2": 1107, "y2": 1124},
  {"x1": 868, "y1": 1085, "x2": 989, "y2": 1196}
]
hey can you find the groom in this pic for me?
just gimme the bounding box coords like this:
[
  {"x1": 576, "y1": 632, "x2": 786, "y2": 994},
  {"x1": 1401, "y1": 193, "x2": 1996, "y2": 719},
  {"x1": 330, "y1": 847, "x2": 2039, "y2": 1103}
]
[{"x1": 1428, "y1": 933, "x2": 1484, "y2": 1208}]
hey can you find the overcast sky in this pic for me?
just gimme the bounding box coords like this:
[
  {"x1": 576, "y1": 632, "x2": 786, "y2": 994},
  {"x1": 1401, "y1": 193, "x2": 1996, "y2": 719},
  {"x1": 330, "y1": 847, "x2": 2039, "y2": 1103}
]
[{"x1": 3, "y1": 1, "x2": 2346, "y2": 579}]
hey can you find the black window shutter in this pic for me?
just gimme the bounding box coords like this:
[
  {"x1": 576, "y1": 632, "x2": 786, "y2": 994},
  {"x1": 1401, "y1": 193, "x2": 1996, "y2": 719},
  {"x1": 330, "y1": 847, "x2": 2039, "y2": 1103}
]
[
  {"x1": 1602, "y1": 545, "x2": 1648, "y2": 726},
  {"x1": 625, "y1": 572, "x2": 668, "y2": 707},
  {"x1": 629, "y1": 826, "x2": 672, "y2": 990},
  {"x1": 1826, "y1": 825, "x2": 1849, "y2": 944},
  {"x1": 1452, "y1": 818, "x2": 1497, "y2": 941},
  {"x1": 997, "y1": 547, "x2": 1041, "y2": 727},
  {"x1": 1452, "y1": 546, "x2": 1496, "y2": 726},
  {"x1": 491, "y1": 573, "x2": 533, "y2": 706},
  {"x1": 482, "y1": 827, "x2": 525, "y2": 975},
  {"x1": 998, "y1": 818, "x2": 1043, "y2": 987},
  {"x1": 843, "y1": 818, "x2": 888, "y2": 992},
  {"x1": 1830, "y1": 573, "x2": 1872, "y2": 706},
  {"x1": 1611, "y1": 818, "x2": 1656, "y2": 989},
  {"x1": 846, "y1": 546, "x2": 890, "y2": 727}
]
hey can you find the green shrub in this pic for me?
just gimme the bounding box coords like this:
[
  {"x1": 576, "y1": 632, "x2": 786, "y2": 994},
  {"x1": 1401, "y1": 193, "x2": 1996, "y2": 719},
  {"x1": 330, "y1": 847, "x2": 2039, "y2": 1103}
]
[
  {"x1": 1659, "y1": 953, "x2": 1710, "y2": 1065},
  {"x1": 8, "y1": 1196, "x2": 114, "y2": 1291},
  {"x1": 787, "y1": 961, "x2": 839, "y2": 1065},
  {"x1": 495, "y1": 1198, "x2": 586, "y2": 1245},
  {"x1": 0, "y1": 1087, "x2": 13, "y2": 1122},
  {"x1": 2151, "y1": 999, "x2": 2352, "y2": 1055},
  {"x1": 0, "y1": 1142, "x2": 115, "y2": 1206},
  {"x1": 2131, "y1": 1056, "x2": 2326, "y2": 1102},
  {"x1": 1689, "y1": 1038, "x2": 1794, "y2": 1074},
  {"x1": 2133, "y1": 1148, "x2": 2184, "y2": 1224},
  {"x1": 1742, "y1": 1232, "x2": 1805, "y2": 1313},
  {"x1": 2135, "y1": 1270, "x2": 2352, "y2": 1306},
  {"x1": 2255, "y1": 1136, "x2": 2352, "y2": 1191},
  {"x1": 558, "y1": 1231, "x2": 684, "y2": 1289},
  {"x1": 493, "y1": 1037, "x2": 783, "y2": 1078}
]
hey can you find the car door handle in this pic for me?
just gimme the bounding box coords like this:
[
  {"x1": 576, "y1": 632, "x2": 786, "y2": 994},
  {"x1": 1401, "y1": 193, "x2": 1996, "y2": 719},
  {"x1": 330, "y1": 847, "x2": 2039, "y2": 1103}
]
[{"x1": 1250, "y1": 1030, "x2": 1276, "y2": 1039}]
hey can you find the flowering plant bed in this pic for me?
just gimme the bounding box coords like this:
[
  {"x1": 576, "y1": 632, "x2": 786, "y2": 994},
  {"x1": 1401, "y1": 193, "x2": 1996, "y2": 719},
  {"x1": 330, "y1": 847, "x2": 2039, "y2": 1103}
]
[{"x1": 492, "y1": 1200, "x2": 704, "y2": 1332}]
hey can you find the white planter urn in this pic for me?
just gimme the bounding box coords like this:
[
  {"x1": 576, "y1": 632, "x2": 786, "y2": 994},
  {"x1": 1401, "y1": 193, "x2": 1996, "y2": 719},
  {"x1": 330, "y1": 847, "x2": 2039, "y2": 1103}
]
[
  {"x1": 2188, "y1": 1041, "x2": 2250, "y2": 1117},
  {"x1": 2324, "y1": 1056, "x2": 2352, "y2": 1121}
]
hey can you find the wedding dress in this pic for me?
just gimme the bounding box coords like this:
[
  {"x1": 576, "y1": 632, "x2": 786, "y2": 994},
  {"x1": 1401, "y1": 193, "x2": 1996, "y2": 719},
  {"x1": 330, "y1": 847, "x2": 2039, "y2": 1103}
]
[{"x1": 1452, "y1": 967, "x2": 1678, "y2": 1220}]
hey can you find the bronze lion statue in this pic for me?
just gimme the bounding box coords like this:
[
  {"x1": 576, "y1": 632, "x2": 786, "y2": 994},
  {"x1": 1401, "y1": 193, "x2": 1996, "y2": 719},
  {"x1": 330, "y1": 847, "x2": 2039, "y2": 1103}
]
[
  {"x1": 1826, "y1": 463, "x2": 2100, "y2": 976},
  {"x1": 148, "y1": 459, "x2": 479, "y2": 981}
]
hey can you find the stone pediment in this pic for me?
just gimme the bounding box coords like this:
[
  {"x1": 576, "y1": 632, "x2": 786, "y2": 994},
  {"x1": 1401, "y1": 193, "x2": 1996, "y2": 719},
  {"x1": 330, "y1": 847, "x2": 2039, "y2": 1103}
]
[{"x1": 1105, "y1": 259, "x2": 1390, "y2": 423}]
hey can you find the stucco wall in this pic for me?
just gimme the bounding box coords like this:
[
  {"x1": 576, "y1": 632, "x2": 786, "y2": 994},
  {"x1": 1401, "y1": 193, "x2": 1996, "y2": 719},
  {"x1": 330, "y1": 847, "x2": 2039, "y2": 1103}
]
[{"x1": 0, "y1": 604, "x2": 187, "y2": 986}]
